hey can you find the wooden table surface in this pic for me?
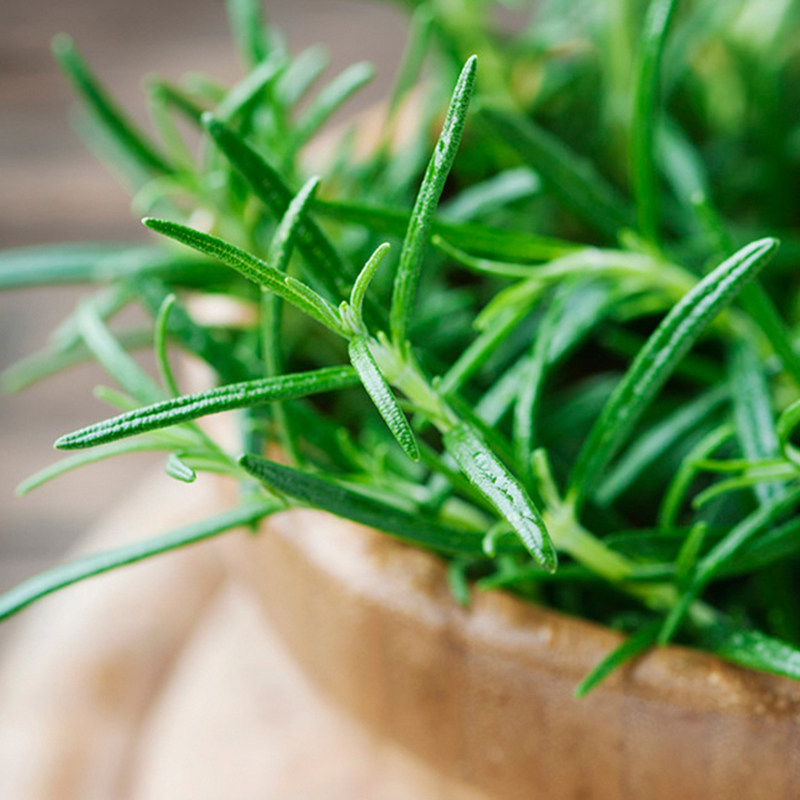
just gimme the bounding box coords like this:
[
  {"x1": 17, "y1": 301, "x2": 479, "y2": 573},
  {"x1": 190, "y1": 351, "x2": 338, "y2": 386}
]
[{"x1": 0, "y1": 0, "x2": 404, "y2": 599}]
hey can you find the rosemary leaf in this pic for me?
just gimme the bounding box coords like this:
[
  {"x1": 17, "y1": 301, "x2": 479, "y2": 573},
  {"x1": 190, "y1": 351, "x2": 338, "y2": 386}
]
[
  {"x1": 0, "y1": 501, "x2": 278, "y2": 623},
  {"x1": 568, "y1": 237, "x2": 778, "y2": 509},
  {"x1": 632, "y1": 0, "x2": 678, "y2": 243},
  {"x1": 348, "y1": 337, "x2": 419, "y2": 461},
  {"x1": 390, "y1": 55, "x2": 478, "y2": 344},
  {"x1": 240, "y1": 455, "x2": 485, "y2": 555},
  {"x1": 143, "y1": 218, "x2": 347, "y2": 334},
  {"x1": 575, "y1": 621, "x2": 661, "y2": 698},
  {"x1": 52, "y1": 34, "x2": 172, "y2": 175},
  {"x1": 55, "y1": 366, "x2": 360, "y2": 450},
  {"x1": 443, "y1": 421, "x2": 557, "y2": 572}
]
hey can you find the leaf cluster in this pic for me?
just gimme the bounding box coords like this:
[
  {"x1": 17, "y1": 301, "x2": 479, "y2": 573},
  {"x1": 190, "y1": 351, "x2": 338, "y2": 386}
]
[{"x1": 6, "y1": 0, "x2": 800, "y2": 694}]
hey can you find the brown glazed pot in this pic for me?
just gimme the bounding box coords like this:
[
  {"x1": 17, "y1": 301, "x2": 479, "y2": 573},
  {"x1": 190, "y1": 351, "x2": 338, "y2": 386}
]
[{"x1": 225, "y1": 507, "x2": 800, "y2": 800}]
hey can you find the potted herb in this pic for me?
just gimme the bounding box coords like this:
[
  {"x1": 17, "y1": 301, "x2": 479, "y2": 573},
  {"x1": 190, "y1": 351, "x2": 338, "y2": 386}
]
[{"x1": 2, "y1": 0, "x2": 800, "y2": 796}]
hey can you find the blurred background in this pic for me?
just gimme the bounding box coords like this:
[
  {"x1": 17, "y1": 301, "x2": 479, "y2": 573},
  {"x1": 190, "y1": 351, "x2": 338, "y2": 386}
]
[{"x1": 0, "y1": 0, "x2": 406, "y2": 603}]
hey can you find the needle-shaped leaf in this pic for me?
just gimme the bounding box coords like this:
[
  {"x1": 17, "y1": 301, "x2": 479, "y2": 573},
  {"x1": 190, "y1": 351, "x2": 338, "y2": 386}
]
[
  {"x1": 52, "y1": 34, "x2": 172, "y2": 175},
  {"x1": 0, "y1": 501, "x2": 278, "y2": 623},
  {"x1": 632, "y1": 0, "x2": 678, "y2": 243},
  {"x1": 55, "y1": 365, "x2": 360, "y2": 450},
  {"x1": 568, "y1": 237, "x2": 778, "y2": 509},
  {"x1": 276, "y1": 44, "x2": 329, "y2": 107},
  {"x1": 0, "y1": 243, "x2": 136, "y2": 288},
  {"x1": 443, "y1": 420, "x2": 557, "y2": 572},
  {"x1": 203, "y1": 115, "x2": 351, "y2": 298},
  {"x1": 729, "y1": 336, "x2": 784, "y2": 505},
  {"x1": 268, "y1": 176, "x2": 321, "y2": 271},
  {"x1": 658, "y1": 424, "x2": 734, "y2": 528},
  {"x1": 136, "y1": 278, "x2": 253, "y2": 384},
  {"x1": 1, "y1": 329, "x2": 153, "y2": 394},
  {"x1": 78, "y1": 302, "x2": 164, "y2": 405},
  {"x1": 315, "y1": 198, "x2": 575, "y2": 262},
  {"x1": 347, "y1": 337, "x2": 419, "y2": 461},
  {"x1": 390, "y1": 55, "x2": 478, "y2": 343},
  {"x1": 478, "y1": 106, "x2": 633, "y2": 239},
  {"x1": 702, "y1": 626, "x2": 800, "y2": 682},
  {"x1": 226, "y1": 0, "x2": 270, "y2": 68},
  {"x1": 513, "y1": 288, "x2": 571, "y2": 482},
  {"x1": 239, "y1": 455, "x2": 485, "y2": 556},
  {"x1": 154, "y1": 293, "x2": 180, "y2": 396},
  {"x1": 575, "y1": 621, "x2": 661, "y2": 697},
  {"x1": 293, "y1": 62, "x2": 375, "y2": 148},
  {"x1": 348, "y1": 243, "x2": 391, "y2": 328},
  {"x1": 143, "y1": 218, "x2": 346, "y2": 334},
  {"x1": 17, "y1": 439, "x2": 180, "y2": 495},
  {"x1": 659, "y1": 485, "x2": 800, "y2": 643},
  {"x1": 596, "y1": 386, "x2": 727, "y2": 506},
  {"x1": 215, "y1": 57, "x2": 284, "y2": 122},
  {"x1": 165, "y1": 453, "x2": 197, "y2": 483},
  {"x1": 440, "y1": 167, "x2": 540, "y2": 222}
]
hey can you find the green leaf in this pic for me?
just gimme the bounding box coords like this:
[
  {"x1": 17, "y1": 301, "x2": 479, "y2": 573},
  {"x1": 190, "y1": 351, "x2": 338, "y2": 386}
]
[
  {"x1": 55, "y1": 365, "x2": 360, "y2": 450},
  {"x1": 146, "y1": 80, "x2": 206, "y2": 125},
  {"x1": 729, "y1": 336, "x2": 784, "y2": 505},
  {"x1": 0, "y1": 501, "x2": 278, "y2": 623},
  {"x1": 632, "y1": 0, "x2": 678, "y2": 243},
  {"x1": 739, "y1": 281, "x2": 800, "y2": 390},
  {"x1": 347, "y1": 337, "x2": 419, "y2": 461},
  {"x1": 390, "y1": 55, "x2": 478, "y2": 343},
  {"x1": 165, "y1": 453, "x2": 197, "y2": 483},
  {"x1": 51, "y1": 34, "x2": 172, "y2": 175},
  {"x1": 478, "y1": 106, "x2": 633, "y2": 239},
  {"x1": 136, "y1": 278, "x2": 252, "y2": 384},
  {"x1": 674, "y1": 521, "x2": 708, "y2": 587},
  {"x1": 154, "y1": 293, "x2": 180, "y2": 396},
  {"x1": 267, "y1": 176, "x2": 321, "y2": 272},
  {"x1": 77, "y1": 302, "x2": 164, "y2": 405},
  {"x1": 440, "y1": 167, "x2": 540, "y2": 222},
  {"x1": 143, "y1": 217, "x2": 346, "y2": 334},
  {"x1": 275, "y1": 44, "x2": 329, "y2": 107},
  {"x1": 446, "y1": 560, "x2": 472, "y2": 607},
  {"x1": 596, "y1": 386, "x2": 727, "y2": 506},
  {"x1": 203, "y1": 115, "x2": 351, "y2": 299},
  {"x1": 348, "y1": 243, "x2": 391, "y2": 329},
  {"x1": 1, "y1": 329, "x2": 154, "y2": 395},
  {"x1": 293, "y1": 62, "x2": 375, "y2": 148},
  {"x1": 215, "y1": 57, "x2": 284, "y2": 123},
  {"x1": 695, "y1": 484, "x2": 800, "y2": 587},
  {"x1": 443, "y1": 421, "x2": 557, "y2": 572},
  {"x1": 575, "y1": 621, "x2": 660, "y2": 697},
  {"x1": 568, "y1": 237, "x2": 779, "y2": 509},
  {"x1": 659, "y1": 486, "x2": 800, "y2": 643},
  {"x1": 16, "y1": 439, "x2": 180, "y2": 495},
  {"x1": 699, "y1": 625, "x2": 800, "y2": 682},
  {"x1": 0, "y1": 242, "x2": 133, "y2": 288},
  {"x1": 226, "y1": 0, "x2": 270, "y2": 67},
  {"x1": 315, "y1": 198, "x2": 574, "y2": 262},
  {"x1": 658, "y1": 424, "x2": 733, "y2": 528},
  {"x1": 239, "y1": 455, "x2": 485, "y2": 555},
  {"x1": 439, "y1": 304, "x2": 530, "y2": 396},
  {"x1": 513, "y1": 288, "x2": 571, "y2": 482}
]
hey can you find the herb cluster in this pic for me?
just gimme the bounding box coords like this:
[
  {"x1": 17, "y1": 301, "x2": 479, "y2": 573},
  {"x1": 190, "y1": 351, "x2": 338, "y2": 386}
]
[{"x1": 4, "y1": 0, "x2": 800, "y2": 694}]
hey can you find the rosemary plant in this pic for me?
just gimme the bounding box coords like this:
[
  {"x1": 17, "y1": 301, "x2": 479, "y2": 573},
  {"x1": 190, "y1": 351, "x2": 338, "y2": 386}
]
[{"x1": 4, "y1": 0, "x2": 800, "y2": 694}]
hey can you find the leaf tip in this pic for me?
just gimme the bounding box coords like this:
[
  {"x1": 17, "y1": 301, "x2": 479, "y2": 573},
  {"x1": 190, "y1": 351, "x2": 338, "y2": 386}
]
[
  {"x1": 541, "y1": 542, "x2": 559, "y2": 574},
  {"x1": 200, "y1": 111, "x2": 218, "y2": 133},
  {"x1": 50, "y1": 33, "x2": 74, "y2": 60}
]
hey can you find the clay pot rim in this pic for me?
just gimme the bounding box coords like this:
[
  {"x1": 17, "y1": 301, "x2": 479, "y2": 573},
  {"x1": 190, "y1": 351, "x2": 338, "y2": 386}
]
[{"x1": 252, "y1": 505, "x2": 800, "y2": 721}]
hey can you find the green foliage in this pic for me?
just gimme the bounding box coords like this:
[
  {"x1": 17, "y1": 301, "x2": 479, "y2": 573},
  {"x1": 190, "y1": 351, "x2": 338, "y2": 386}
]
[{"x1": 5, "y1": 0, "x2": 800, "y2": 694}]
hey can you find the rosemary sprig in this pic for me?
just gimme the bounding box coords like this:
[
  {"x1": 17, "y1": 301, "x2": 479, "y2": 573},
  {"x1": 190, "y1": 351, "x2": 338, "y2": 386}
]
[{"x1": 6, "y1": 0, "x2": 800, "y2": 694}]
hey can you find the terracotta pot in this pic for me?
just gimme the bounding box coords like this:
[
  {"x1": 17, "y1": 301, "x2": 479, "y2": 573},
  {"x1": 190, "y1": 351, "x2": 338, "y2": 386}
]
[{"x1": 224, "y1": 507, "x2": 800, "y2": 800}]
